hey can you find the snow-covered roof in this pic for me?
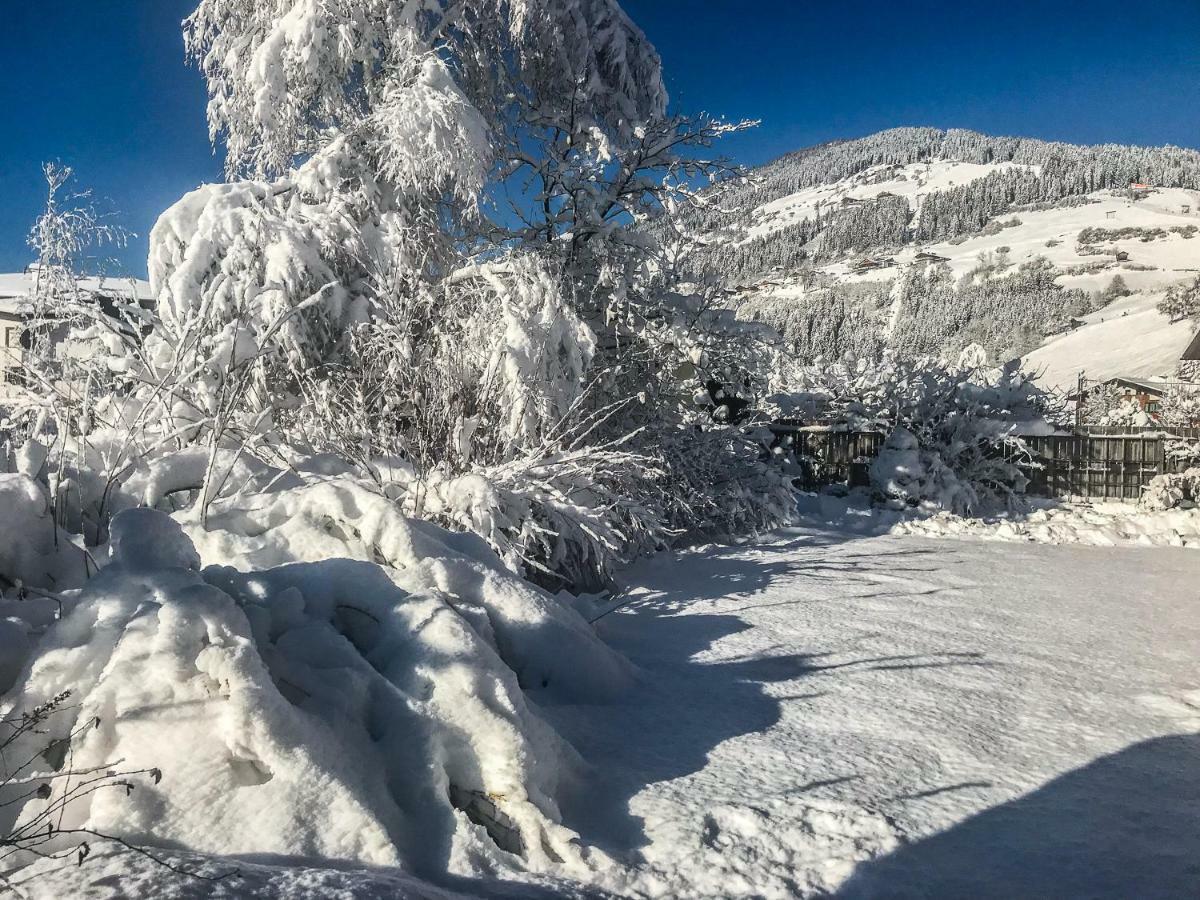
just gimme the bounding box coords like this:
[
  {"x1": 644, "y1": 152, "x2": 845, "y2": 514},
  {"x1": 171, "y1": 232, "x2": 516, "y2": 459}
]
[
  {"x1": 1105, "y1": 375, "x2": 1170, "y2": 395},
  {"x1": 0, "y1": 271, "x2": 154, "y2": 316}
]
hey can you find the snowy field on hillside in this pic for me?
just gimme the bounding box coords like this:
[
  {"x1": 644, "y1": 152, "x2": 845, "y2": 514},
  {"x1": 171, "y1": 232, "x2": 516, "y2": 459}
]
[
  {"x1": 11, "y1": 525, "x2": 1199, "y2": 898},
  {"x1": 1021, "y1": 291, "x2": 1196, "y2": 390},
  {"x1": 746, "y1": 160, "x2": 1038, "y2": 242},
  {"x1": 735, "y1": 162, "x2": 1200, "y2": 391}
]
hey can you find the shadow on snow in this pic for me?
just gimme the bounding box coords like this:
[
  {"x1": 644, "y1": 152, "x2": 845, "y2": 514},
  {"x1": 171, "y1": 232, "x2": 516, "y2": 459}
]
[
  {"x1": 545, "y1": 531, "x2": 987, "y2": 863},
  {"x1": 838, "y1": 732, "x2": 1200, "y2": 899}
]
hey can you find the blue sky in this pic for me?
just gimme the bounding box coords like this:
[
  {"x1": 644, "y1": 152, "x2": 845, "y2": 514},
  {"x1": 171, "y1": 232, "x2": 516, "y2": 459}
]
[{"x1": 2, "y1": 0, "x2": 1199, "y2": 277}]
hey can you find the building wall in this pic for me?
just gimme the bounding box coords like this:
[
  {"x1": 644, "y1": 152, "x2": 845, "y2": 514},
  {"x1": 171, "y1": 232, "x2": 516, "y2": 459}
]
[{"x1": 0, "y1": 312, "x2": 26, "y2": 400}]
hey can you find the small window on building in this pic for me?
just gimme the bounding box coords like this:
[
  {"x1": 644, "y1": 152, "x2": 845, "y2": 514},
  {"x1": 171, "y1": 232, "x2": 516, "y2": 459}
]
[
  {"x1": 4, "y1": 326, "x2": 19, "y2": 349},
  {"x1": 1147, "y1": 401, "x2": 1161, "y2": 414}
]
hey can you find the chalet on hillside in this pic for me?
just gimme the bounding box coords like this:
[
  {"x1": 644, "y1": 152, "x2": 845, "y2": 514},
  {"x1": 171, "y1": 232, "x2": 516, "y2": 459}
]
[
  {"x1": 849, "y1": 256, "x2": 895, "y2": 274},
  {"x1": 1104, "y1": 377, "x2": 1168, "y2": 415},
  {"x1": 913, "y1": 251, "x2": 950, "y2": 265}
]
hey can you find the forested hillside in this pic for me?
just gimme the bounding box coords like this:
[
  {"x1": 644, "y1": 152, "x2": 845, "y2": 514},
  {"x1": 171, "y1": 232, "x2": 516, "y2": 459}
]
[{"x1": 695, "y1": 128, "x2": 1200, "y2": 368}]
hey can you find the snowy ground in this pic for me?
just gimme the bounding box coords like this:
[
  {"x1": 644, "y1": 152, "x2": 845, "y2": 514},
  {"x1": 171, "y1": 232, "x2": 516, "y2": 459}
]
[
  {"x1": 8, "y1": 523, "x2": 1199, "y2": 898},
  {"x1": 547, "y1": 527, "x2": 1200, "y2": 898}
]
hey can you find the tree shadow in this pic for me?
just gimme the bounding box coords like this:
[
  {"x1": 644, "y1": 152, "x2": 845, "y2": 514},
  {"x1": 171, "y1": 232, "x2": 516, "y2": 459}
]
[
  {"x1": 838, "y1": 733, "x2": 1200, "y2": 899},
  {"x1": 545, "y1": 539, "x2": 988, "y2": 864}
]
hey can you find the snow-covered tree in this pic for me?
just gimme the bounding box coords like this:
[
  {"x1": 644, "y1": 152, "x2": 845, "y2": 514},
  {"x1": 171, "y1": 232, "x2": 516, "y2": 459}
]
[
  {"x1": 1162, "y1": 384, "x2": 1200, "y2": 427},
  {"x1": 768, "y1": 352, "x2": 1061, "y2": 513},
  {"x1": 99, "y1": 0, "x2": 783, "y2": 585},
  {"x1": 1078, "y1": 383, "x2": 1149, "y2": 427},
  {"x1": 142, "y1": 0, "x2": 757, "y2": 462},
  {"x1": 1158, "y1": 275, "x2": 1200, "y2": 323}
]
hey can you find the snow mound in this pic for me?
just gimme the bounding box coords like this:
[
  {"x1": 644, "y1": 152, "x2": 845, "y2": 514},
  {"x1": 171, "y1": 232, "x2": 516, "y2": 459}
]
[
  {"x1": 894, "y1": 501, "x2": 1200, "y2": 549},
  {"x1": 1, "y1": 499, "x2": 629, "y2": 883},
  {"x1": 0, "y1": 474, "x2": 89, "y2": 589},
  {"x1": 8, "y1": 846, "x2": 478, "y2": 899},
  {"x1": 183, "y1": 480, "x2": 633, "y2": 701}
]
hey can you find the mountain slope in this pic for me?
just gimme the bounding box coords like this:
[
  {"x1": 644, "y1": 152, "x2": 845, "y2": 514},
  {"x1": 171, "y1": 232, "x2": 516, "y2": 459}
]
[{"x1": 693, "y1": 127, "x2": 1200, "y2": 380}]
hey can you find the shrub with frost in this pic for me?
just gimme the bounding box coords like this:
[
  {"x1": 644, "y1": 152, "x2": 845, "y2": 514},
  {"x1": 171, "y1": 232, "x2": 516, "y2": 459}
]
[
  {"x1": 1141, "y1": 468, "x2": 1200, "y2": 511},
  {"x1": 869, "y1": 425, "x2": 975, "y2": 513},
  {"x1": 1079, "y1": 382, "x2": 1152, "y2": 427},
  {"x1": 770, "y1": 351, "x2": 1057, "y2": 513},
  {"x1": 1157, "y1": 274, "x2": 1200, "y2": 323}
]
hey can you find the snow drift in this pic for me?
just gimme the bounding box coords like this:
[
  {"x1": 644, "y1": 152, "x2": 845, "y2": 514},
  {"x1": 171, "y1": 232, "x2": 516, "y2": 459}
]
[{"x1": 0, "y1": 484, "x2": 632, "y2": 885}]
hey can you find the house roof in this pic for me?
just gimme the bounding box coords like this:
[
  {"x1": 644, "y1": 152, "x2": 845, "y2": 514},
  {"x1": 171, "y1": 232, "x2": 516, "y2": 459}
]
[
  {"x1": 1181, "y1": 330, "x2": 1200, "y2": 361},
  {"x1": 1105, "y1": 375, "x2": 1169, "y2": 396},
  {"x1": 0, "y1": 271, "x2": 154, "y2": 316}
]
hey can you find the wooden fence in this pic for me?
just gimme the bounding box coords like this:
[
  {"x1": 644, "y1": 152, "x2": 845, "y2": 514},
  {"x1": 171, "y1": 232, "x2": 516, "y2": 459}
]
[
  {"x1": 1074, "y1": 425, "x2": 1200, "y2": 439},
  {"x1": 1018, "y1": 433, "x2": 1194, "y2": 501},
  {"x1": 769, "y1": 425, "x2": 884, "y2": 490},
  {"x1": 770, "y1": 424, "x2": 1198, "y2": 501}
]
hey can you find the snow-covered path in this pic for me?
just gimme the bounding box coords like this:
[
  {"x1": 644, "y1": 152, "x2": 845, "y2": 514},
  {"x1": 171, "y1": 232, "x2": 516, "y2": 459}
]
[{"x1": 549, "y1": 529, "x2": 1200, "y2": 898}]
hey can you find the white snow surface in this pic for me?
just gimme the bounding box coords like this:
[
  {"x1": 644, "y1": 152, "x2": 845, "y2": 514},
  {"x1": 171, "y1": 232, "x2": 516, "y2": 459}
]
[
  {"x1": 543, "y1": 527, "x2": 1200, "y2": 898},
  {"x1": 4, "y1": 512, "x2": 1199, "y2": 897},
  {"x1": 1021, "y1": 290, "x2": 1196, "y2": 391},
  {"x1": 894, "y1": 498, "x2": 1200, "y2": 548},
  {"x1": 746, "y1": 160, "x2": 1037, "y2": 243},
  {"x1": 0, "y1": 271, "x2": 154, "y2": 315}
]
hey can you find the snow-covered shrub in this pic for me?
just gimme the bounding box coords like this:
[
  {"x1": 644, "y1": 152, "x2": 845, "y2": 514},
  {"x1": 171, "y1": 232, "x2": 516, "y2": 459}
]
[
  {"x1": 0, "y1": 473, "x2": 92, "y2": 591},
  {"x1": 413, "y1": 449, "x2": 667, "y2": 594},
  {"x1": 286, "y1": 255, "x2": 599, "y2": 476},
  {"x1": 1161, "y1": 387, "x2": 1200, "y2": 428},
  {"x1": 653, "y1": 427, "x2": 796, "y2": 539},
  {"x1": 1141, "y1": 468, "x2": 1200, "y2": 511},
  {"x1": 771, "y1": 351, "x2": 1055, "y2": 513},
  {"x1": 0, "y1": 497, "x2": 629, "y2": 880},
  {"x1": 869, "y1": 426, "x2": 974, "y2": 512},
  {"x1": 1078, "y1": 383, "x2": 1152, "y2": 427}
]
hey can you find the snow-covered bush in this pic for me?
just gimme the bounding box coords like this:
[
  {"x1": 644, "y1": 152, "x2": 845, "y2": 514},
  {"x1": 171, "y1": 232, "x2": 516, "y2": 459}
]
[
  {"x1": 0, "y1": 494, "x2": 631, "y2": 881},
  {"x1": 869, "y1": 426, "x2": 975, "y2": 513},
  {"x1": 1141, "y1": 468, "x2": 1200, "y2": 511},
  {"x1": 1161, "y1": 386, "x2": 1200, "y2": 428},
  {"x1": 770, "y1": 350, "x2": 1056, "y2": 513},
  {"x1": 1079, "y1": 383, "x2": 1152, "y2": 427}
]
